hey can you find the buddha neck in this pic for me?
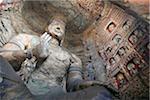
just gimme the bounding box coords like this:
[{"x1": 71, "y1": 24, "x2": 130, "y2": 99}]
[{"x1": 49, "y1": 38, "x2": 59, "y2": 47}]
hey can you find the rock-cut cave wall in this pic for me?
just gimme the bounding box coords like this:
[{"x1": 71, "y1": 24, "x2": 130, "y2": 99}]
[{"x1": 0, "y1": 0, "x2": 149, "y2": 99}]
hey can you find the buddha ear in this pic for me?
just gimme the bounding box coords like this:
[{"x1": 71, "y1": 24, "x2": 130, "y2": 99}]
[{"x1": 59, "y1": 39, "x2": 63, "y2": 46}]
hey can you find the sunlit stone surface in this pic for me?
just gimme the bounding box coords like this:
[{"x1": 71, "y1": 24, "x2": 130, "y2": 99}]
[{"x1": 0, "y1": 0, "x2": 149, "y2": 99}]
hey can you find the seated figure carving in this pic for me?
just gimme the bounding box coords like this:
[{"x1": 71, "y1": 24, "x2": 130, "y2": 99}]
[
  {"x1": 0, "y1": 17, "x2": 117, "y2": 99},
  {"x1": 0, "y1": 15, "x2": 109, "y2": 96},
  {"x1": 0, "y1": 15, "x2": 77, "y2": 94}
]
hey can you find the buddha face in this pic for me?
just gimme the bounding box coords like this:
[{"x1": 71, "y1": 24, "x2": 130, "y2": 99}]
[
  {"x1": 122, "y1": 20, "x2": 132, "y2": 30},
  {"x1": 134, "y1": 30, "x2": 143, "y2": 38},
  {"x1": 113, "y1": 34, "x2": 122, "y2": 45},
  {"x1": 109, "y1": 57, "x2": 116, "y2": 65},
  {"x1": 127, "y1": 63, "x2": 135, "y2": 70},
  {"x1": 133, "y1": 58, "x2": 140, "y2": 65},
  {"x1": 129, "y1": 34, "x2": 138, "y2": 45},
  {"x1": 107, "y1": 22, "x2": 116, "y2": 33},
  {"x1": 117, "y1": 73, "x2": 124, "y2": 81},
  {"x1": 118, "y1": 47, "x2": 126, "y2": 56},
  {"x1": 48, "y1": 19, "x2": 66, "y2": 40}
]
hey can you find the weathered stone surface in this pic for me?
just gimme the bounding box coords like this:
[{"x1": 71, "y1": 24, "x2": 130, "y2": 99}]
[{"x1": 0, "y1": 0, "x2": 149, "y2": 99}]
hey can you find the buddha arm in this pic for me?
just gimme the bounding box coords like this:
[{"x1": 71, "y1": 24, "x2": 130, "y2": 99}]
[{"x1": 0, "y1": 43, "x2": 26, "y2": 70}]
